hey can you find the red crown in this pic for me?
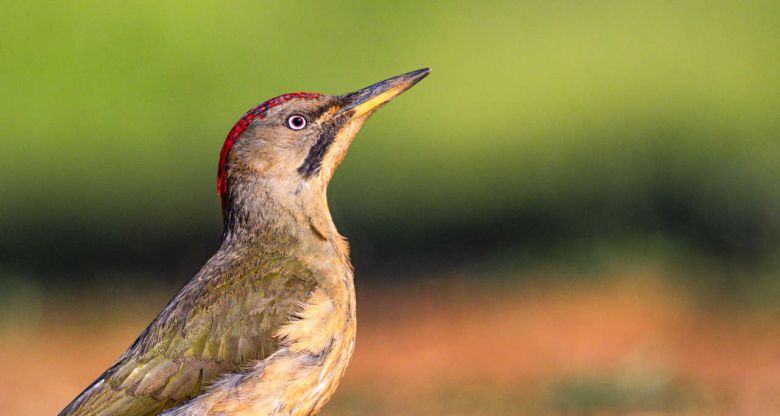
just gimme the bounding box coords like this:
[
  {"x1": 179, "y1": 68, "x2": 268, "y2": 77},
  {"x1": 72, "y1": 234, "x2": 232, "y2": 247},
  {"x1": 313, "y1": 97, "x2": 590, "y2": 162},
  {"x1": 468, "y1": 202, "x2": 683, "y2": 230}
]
[{"x1": 218, "y1": 92, "x2": 322, "y2": 213}]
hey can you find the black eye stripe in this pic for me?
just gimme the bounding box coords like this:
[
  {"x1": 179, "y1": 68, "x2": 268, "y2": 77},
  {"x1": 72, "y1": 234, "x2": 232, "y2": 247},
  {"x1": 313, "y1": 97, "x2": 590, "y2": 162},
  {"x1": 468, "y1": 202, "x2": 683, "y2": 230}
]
[
  {"x1": 298, "y1": 118, "x2": 345, "y2": 178},
  {"x1": 307, "y1": 103, "x2": 334, "y2": 122}
]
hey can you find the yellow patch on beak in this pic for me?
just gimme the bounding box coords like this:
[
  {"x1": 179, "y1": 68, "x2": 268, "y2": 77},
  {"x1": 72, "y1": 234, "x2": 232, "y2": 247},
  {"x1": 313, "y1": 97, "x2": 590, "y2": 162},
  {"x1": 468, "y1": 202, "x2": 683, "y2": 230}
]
[
  {"x1": 338, "y1": 68, "x2": 430, "y2": 120},
  {"x1": 348, "y1": 86, "x2": 408, "y2": 118}
]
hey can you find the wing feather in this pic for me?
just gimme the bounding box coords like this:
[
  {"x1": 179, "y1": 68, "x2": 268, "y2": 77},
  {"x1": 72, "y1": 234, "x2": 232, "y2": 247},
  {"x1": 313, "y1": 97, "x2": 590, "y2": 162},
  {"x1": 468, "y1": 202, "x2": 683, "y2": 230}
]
[{"x1": 59, "y1": 249, "x2": 317, "y2": 416}]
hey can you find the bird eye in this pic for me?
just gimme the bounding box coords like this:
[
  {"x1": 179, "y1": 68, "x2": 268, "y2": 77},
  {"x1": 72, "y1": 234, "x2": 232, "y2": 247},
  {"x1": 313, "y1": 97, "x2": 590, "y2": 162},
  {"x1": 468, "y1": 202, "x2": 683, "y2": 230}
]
[{"x1": 286, "y1": 114, "x2": 307, "y2": 130}]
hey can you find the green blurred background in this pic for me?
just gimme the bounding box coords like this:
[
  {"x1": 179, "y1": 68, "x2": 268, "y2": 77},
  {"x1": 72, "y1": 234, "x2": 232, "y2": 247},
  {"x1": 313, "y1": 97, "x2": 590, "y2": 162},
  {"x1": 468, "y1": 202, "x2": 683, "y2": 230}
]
[{"x1": 2, "y1": 1, "x2": 780, "y2": 415}]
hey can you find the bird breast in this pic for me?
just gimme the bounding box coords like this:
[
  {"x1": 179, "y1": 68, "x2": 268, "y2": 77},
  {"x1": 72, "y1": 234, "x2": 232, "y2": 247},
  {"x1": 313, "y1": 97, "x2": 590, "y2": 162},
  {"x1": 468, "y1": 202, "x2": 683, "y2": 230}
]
[{"x1": 165, "y1": 276, "x2": 357, "y2": 416}]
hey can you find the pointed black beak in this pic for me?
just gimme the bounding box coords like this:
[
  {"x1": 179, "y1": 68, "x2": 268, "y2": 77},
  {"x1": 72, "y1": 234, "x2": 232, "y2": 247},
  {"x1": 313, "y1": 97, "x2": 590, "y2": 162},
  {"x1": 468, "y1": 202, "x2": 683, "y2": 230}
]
[{"x1": 338, "y1": 68, "x2": 430, "y2": 117}]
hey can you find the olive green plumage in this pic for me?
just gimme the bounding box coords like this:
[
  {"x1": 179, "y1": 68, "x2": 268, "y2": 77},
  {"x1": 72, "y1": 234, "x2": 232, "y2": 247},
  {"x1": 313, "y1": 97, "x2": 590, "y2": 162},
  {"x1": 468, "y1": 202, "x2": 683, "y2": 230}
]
[
  {"x1": 58, "y1": 69, "x2": 429, "y2": 416},
  {"x1": 60, "y1": 246, "x2": 317, "y2": 416}
]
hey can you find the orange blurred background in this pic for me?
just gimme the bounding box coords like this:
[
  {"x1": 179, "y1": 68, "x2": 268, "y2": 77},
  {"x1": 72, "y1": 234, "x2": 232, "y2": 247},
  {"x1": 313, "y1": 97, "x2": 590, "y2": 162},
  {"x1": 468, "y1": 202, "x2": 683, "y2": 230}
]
[{"x1": 2, "y1": 1, "x2": 780, "y2": 414}]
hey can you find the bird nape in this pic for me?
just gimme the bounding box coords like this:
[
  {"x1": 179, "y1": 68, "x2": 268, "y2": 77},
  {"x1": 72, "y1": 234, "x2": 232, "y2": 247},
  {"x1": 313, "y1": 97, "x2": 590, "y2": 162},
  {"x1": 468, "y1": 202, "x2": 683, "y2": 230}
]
[{"x1": 58, "y1": 68, "x2": 430, "y2": 416}]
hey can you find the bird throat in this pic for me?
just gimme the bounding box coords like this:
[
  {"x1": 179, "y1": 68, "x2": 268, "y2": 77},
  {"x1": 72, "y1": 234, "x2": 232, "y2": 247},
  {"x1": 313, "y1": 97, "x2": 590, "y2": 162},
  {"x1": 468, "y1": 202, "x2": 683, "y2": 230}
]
[{"x1": 221, "y1": 175, "x2": 340, "y2": 256}]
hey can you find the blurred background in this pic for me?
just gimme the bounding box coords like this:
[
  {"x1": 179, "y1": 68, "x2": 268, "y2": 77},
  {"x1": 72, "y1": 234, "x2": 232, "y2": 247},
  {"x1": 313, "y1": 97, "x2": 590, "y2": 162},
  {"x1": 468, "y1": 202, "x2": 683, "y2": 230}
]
[{"x1": 2, "y1": 1, "x2": 780, "y2": 414}]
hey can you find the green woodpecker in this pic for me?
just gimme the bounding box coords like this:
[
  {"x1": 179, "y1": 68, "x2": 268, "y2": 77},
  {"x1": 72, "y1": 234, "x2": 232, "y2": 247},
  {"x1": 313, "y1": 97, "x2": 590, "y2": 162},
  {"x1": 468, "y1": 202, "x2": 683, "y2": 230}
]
[{"x1": 59, "y1": 68, "x2": 430, "y2": 416}]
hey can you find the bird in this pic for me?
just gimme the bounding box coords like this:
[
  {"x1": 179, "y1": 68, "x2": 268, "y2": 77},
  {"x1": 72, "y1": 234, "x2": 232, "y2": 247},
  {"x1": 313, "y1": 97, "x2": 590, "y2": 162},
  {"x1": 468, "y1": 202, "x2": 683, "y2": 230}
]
[{"x1": 58, "y1": 68, "x2": 430, "y2": 416}]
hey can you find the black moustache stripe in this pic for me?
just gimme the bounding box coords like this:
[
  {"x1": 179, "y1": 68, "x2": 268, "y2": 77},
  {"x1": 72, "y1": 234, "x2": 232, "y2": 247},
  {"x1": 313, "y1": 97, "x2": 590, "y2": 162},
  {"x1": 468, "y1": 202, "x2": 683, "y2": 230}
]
[{"x1": 298, "y1": 119, "x2": 345, "y2": 178}]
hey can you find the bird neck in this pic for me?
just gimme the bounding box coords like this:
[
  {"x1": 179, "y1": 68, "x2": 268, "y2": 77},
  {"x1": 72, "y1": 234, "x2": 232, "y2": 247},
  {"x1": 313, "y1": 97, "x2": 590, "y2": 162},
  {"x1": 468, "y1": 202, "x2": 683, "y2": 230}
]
[{"x1": 221, "y1": 176, "x2": 340, "y2": 255}]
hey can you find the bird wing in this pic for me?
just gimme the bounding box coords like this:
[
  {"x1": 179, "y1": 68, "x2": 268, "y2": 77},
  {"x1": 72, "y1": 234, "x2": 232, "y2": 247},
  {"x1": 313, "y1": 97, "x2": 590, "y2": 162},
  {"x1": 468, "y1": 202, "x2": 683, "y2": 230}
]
[{"x1": 59, "y1": 250, "x2": 318, "y2": 416}]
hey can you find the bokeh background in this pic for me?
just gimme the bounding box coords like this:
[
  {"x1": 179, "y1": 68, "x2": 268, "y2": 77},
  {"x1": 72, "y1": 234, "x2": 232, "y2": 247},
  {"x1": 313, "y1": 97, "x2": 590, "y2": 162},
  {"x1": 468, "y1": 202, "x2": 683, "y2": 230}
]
[{"x1": 2, "y1": 1, "x2": 780, "y2": 414}]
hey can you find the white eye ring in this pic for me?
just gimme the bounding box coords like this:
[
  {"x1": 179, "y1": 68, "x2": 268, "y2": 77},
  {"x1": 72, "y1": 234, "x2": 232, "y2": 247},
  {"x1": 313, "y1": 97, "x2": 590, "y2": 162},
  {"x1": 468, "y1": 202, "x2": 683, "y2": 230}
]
[{"x1": 286, "y1": 114, "x2": 307, "y2": 130}]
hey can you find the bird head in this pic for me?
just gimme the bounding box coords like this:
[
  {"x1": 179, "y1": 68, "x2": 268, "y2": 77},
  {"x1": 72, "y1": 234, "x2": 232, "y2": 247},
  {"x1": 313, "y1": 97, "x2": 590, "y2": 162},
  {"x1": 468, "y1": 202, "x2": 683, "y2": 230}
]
[{"x1": 217, "y1": 69, "x2": 430, "y2": 226}]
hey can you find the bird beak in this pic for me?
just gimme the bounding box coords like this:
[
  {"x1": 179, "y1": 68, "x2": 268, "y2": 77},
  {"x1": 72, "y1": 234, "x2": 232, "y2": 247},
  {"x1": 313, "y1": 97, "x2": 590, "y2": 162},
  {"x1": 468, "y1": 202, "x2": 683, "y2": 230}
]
[{"x1": 338, "y1": 68, "x2": 430, "y2": 118}]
